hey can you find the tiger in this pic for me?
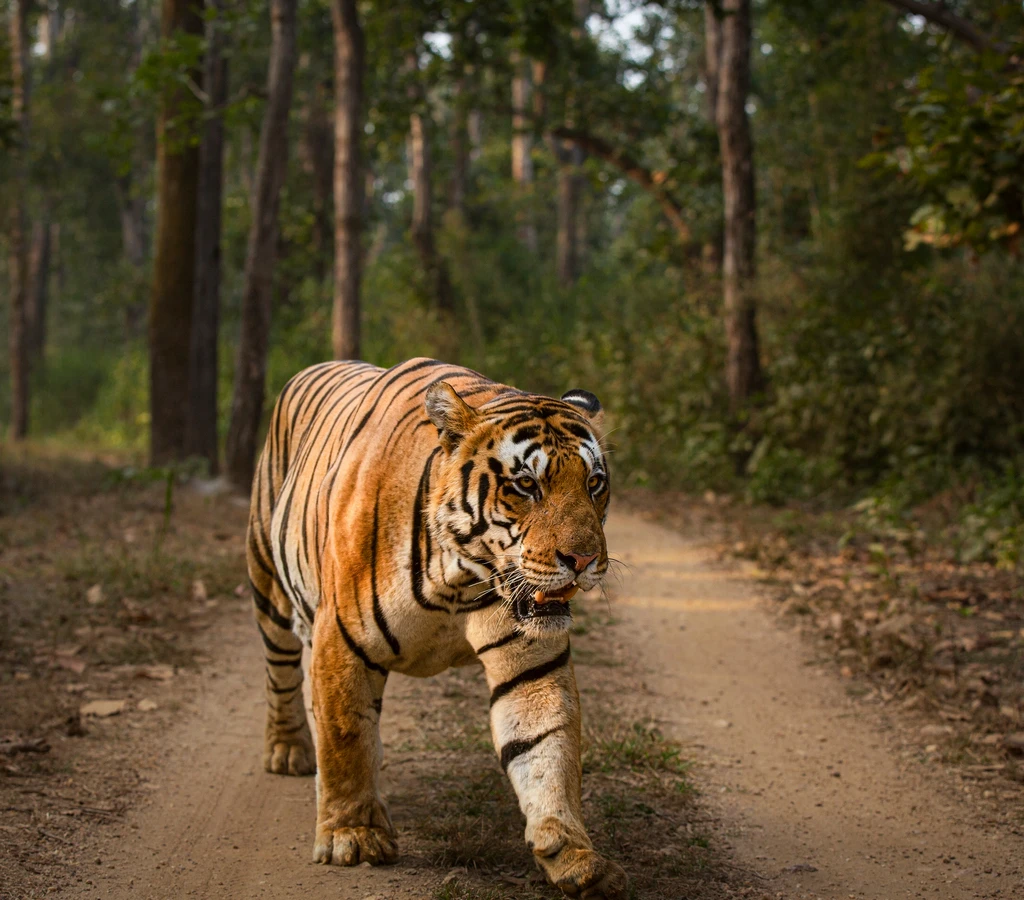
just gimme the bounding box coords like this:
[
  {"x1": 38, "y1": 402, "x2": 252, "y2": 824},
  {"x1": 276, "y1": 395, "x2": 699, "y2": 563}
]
[{"x1": 247, "y1": 357, "x2": 627, "y2": 899}]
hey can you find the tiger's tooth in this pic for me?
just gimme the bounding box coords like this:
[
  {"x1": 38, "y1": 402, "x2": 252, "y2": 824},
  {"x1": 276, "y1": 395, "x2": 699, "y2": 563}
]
[
  {"x1": 564, "y1": 584, "x2": 580, "y2": 601},
  {"x1": 534, "y1": 589, "x2": 546, "y2": 604}
]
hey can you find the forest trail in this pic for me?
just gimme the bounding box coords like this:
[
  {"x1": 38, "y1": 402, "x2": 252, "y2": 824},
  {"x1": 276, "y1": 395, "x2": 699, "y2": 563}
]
[{"x1": 63, "y1": 509, "x2": 1024, "y2": 900}]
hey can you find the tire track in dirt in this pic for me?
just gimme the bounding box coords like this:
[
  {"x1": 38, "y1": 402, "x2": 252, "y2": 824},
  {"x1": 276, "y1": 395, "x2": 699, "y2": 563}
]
[{"x1": 63, "y1": 509, "x2": 1024, "y2": 900}]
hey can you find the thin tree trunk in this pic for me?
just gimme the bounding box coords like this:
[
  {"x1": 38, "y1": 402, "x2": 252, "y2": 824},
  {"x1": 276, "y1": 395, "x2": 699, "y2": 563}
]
[
  {"x1": 8, "y1": 0, "x2": 31, "y2": 440},
  {"x1": 225, "y1": 0, "x2": 299, "y2": 491},
  {"x1": 331, "y1": 0, "x2": 364, "y2": 360},
  {"x1": 449, "y1": 73, "x2": 468, "y2": 214},
  {"x1": 702, "y1": 2, "x2": 723, "y2": 273},
  {"x1": 554, "y1": 0, "x2": 590, "y2": 287},
  {"x1": 511, "y1": 51, "x2": 536, "y2": 252},
  {"x1": 186, "y1": 0, "x2": 229, "y2": 473},
  {"x1": 303, "y1": 75, "x2": 334, "y2": 282},
  {"x1": 716, "y1": 0, "x2": 763, "y2": 410},
  {"x1": 28, "y1": 215, "x2": 52, "y2": 368},
  {"x1": 407, "y1": 52, "x2": 454, "y2": 318},
  {"x1": 149, "y1": 0, "x2": 203, "y2": 464}
]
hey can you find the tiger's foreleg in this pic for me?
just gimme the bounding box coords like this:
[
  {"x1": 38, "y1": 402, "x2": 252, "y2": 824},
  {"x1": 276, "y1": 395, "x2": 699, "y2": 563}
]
[
  {"x1": 309, "y1": 606, "x2": 396, "y2": 867},
  {"x1": 483, "y1": 638, "x2": 627, "y2": 900},
  {"x1": 250, "y1": 576, "x2": 316, "y2": 776}
]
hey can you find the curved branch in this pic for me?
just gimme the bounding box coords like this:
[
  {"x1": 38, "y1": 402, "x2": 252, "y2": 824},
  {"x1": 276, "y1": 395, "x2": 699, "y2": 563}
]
[
  {"x1": 881, "y1": 0, "x2": 1003, "y2": 54},
  {"x1": 551, "y1": 126, "x2": 691, "y2": 243}
]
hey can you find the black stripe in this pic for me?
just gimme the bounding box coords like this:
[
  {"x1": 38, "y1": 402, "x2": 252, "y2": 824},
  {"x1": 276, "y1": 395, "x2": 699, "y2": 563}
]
[
  {"x1": 500, "y1": 726, "x2": 564, "y2": 772},
  {"x1": 475, "y1": 631, "x2": 522, "y2": 655},
  {"x1": 489, "y1": 644, "x2": 571, "y2": 707},
  {"x1": 251, "y1": 581, "x2": 293, "y2": 631},
  {"x1": 410, "y1": 448, "x2": 447, "y2": 611},
  {"x1": 370, "y1": 501, "x2": 402, "y2": 656},
  {"x1": 335, "y1": 613, "x2": 389, "y2": 675},
  {"x1": 372, "y1": 698, "x2": 383, "y2": 714},
  {"x1": 267, "y1": 657, "x2": 301, "y2": 667},
  {"x1": 257, "y1": 621, "x2": 301, "y2": 657},
  {"x1": 268, "y1": 682, "x2": 301, "y2": 695}
]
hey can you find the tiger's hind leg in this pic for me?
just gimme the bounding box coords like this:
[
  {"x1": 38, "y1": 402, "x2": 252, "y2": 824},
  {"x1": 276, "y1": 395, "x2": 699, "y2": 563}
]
[{"x1": 250, "y1": 572, "x2": 316, "y2": 776}]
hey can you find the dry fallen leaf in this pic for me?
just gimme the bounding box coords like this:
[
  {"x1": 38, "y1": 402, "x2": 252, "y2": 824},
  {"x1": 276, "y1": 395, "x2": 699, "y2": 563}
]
[
  {"x1": 85, "y1": 584, "x2": 104, "y2": 606},
  {"x1": 80, "y1": 700, "x2": 126, "y2": 718}
]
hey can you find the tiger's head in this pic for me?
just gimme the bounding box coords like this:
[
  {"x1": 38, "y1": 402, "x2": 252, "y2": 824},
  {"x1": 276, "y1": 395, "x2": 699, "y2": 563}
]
[{"x1": 426, "y1": 381, "x2": 609, "y2": 634}]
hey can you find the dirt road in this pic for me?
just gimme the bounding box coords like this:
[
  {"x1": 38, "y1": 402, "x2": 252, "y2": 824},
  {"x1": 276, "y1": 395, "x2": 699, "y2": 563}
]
[{"x1": 63, "y1": 509, "x2": 1024, "y2": 900}]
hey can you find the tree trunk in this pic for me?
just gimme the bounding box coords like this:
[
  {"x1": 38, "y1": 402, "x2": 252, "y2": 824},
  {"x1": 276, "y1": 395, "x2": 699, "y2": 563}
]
[
  {"x1": 186, "y1": 0, "x2": 229, "y2": 473},
  {"x1": 449, "y1": 73, "x2": 468, "y2": 215},
  {"x1": 28, "y1": 215, "x2": 52, "y2": 368},
  {"x1": 701, "y1": 2, "x2": 723, "y2": 273},
  {"x1": 8, "y1": 0, "x2": 31, "y2": 440},
  {"x1": 716, "y1": 0, "x2": 763, "y2": 410},
  {"x1": 554, "y1": 0, "x2": 590, "y2": 287},
  {"x1": 407, "y1": 52, "x2": 454, "y2": 319},
  {"x1": 302, "y1": 75, "x2": 334, "y2": 282},
  {"x1": 224, "y1": 0, "x2": 299, "y2": 491},
  {"x1": 331, "y1": 0, "x2": 365, "y2": 361},
  {"x1": 149, "y1": 0, "x2": 203, "y2": 465},
  {"x1": 510, "y1": 51, "x2": 536, "y2": 252}
]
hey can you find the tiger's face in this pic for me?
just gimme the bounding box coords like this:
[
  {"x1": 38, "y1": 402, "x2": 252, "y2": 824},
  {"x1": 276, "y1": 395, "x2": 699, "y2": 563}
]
[{"x1": 427, "y1": 382, "x2": 609, "y2": 634}]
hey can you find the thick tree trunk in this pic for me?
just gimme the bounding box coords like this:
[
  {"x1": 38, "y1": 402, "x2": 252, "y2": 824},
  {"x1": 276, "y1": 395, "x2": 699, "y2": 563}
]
[
  {"x1": 186, "y1": 0, "x2": 229, "y2": 473},
  {"x1": 225, "y1": 0, "x2": 299, "y2": 491},
  {"x1": 511, "y1": 51, "x2": 536, "y2": 252},
  {"x1": 407, "y1": 53, "x2": 454, "y2": 319},
  {"x1": 28, "y1": 215, "x2": 52, "y2": 368},
  {"x1": 331, "y1": 0, "x2": 364, "y2": 361},
  {"x1": 149, "y1": 0, "x2": 203, "y2": 464},
  {"x1": 8, "y1": 0, "x2": 31, "y2": 440},
  {"x1": 716, "y1": 0, "x2": 763, "y2": 410}
]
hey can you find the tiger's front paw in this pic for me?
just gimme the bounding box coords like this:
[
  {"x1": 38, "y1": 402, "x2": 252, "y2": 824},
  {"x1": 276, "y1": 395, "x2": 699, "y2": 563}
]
[
  {"x1": 263, "y1": 727, "x2": 316, "y2": 776},
  {"x1": 550, "y1": 849, "x2": 628, "y2": 899},
  {"x1": 313, "y1": 824, "x2": 398, "y2": 866}
]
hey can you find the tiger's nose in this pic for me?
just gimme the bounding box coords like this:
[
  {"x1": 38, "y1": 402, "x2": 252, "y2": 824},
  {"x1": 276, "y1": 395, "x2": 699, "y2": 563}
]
[{"x1": 556, "y1": 551, "x2": 598, "y2": 574}]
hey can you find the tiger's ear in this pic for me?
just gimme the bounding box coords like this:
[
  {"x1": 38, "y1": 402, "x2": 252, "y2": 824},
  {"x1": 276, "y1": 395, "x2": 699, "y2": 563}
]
[
  {"x1": 426, "y1": 381, "x2": 479, "y2": 451},
  {"x1": 561, "y1": 389, "x2": 605, "y2": 432}
]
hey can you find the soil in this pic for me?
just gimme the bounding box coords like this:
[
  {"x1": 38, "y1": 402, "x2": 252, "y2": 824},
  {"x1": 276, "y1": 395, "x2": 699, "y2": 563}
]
[{"x1": 3, "y1": 458, "x2": 1024, "y2": 899}]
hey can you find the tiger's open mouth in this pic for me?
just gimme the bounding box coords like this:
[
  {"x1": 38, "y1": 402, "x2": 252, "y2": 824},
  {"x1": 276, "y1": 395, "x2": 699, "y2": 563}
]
[{"x1": 514, "y1": 582, "x2": 580, "y2": 619}]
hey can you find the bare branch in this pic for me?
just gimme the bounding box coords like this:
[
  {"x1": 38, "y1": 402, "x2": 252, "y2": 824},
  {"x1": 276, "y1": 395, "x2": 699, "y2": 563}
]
[
  {"x1": 552, "y1": 126, "x2": 691, "y2": 243},
  {"x1": 881, "y1": 0, "x2": 1002, "y2": 54}
]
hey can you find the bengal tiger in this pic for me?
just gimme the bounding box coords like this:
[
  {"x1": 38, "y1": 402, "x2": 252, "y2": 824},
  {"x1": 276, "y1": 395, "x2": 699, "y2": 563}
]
[{"x1": 247, "y1": 357, "x2": 627, "y2": 899}]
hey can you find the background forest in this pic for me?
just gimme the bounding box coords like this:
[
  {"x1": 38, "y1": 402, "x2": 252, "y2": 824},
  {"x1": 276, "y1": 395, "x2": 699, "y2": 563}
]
[{"x1": 1, "y1": 0, "x2": 1023, "y2": 564}]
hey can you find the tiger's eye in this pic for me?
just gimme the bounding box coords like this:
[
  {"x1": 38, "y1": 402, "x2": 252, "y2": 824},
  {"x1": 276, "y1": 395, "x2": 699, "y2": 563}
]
[
  {"x1": 588, "y1": 474, "x2": 605, "y2": 491},
  {"x1": 516, "y1": 475, "x2": 536, "y2": 492}
]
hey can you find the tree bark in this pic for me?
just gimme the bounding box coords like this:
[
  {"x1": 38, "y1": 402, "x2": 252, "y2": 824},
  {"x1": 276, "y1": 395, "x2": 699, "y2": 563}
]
[
  {"x1": 511, "y1": 51, "x2": 536, "y2": 252},
  {"x1": 28, "y1": 215, "x2": 52, "y2": 368},
  {"x1": 8, "y1": 0, "x2": 31, "y2": 440},
  {"x1": 331, "y1": 0, "x2": 365, "y2": 361},
  {"x1": 149, "y1": 0, "x2": 203, "y2": 465},
  {"x1": 449, "y1": 73, "x2": 469, "y2": 214},
  {"x1": 302, "y1": 74, "x2": 334, "y2": 282},
  {"x1": 225, "y1": 0, "x2": 299, "y2": 491},
  {"x1": 716, "y1": 0, "x2": 763, "y2": 410},
  {"x1": 553, "y1": 0, "x2": 590, "y2": 287},
  {"x1": 407, "y1": 52, "x2": 454, "y2": 318},
  {"x1": 701, "y1": 2, "x2": 723, "y2": 273},
  {"x1": 186, "y1": 0, "x2": 229, "y2": 473}
]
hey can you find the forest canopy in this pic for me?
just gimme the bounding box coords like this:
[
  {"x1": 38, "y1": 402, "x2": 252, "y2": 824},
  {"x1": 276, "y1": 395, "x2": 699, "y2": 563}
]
[{"x1": 1, "y1": 0, "x2": 1023, "y2": 535}]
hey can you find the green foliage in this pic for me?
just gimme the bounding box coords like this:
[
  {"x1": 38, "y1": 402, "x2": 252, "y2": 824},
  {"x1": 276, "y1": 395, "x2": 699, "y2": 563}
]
[{"x1": 866, "y1": 45, "x2": 1024, "y2": 253}]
